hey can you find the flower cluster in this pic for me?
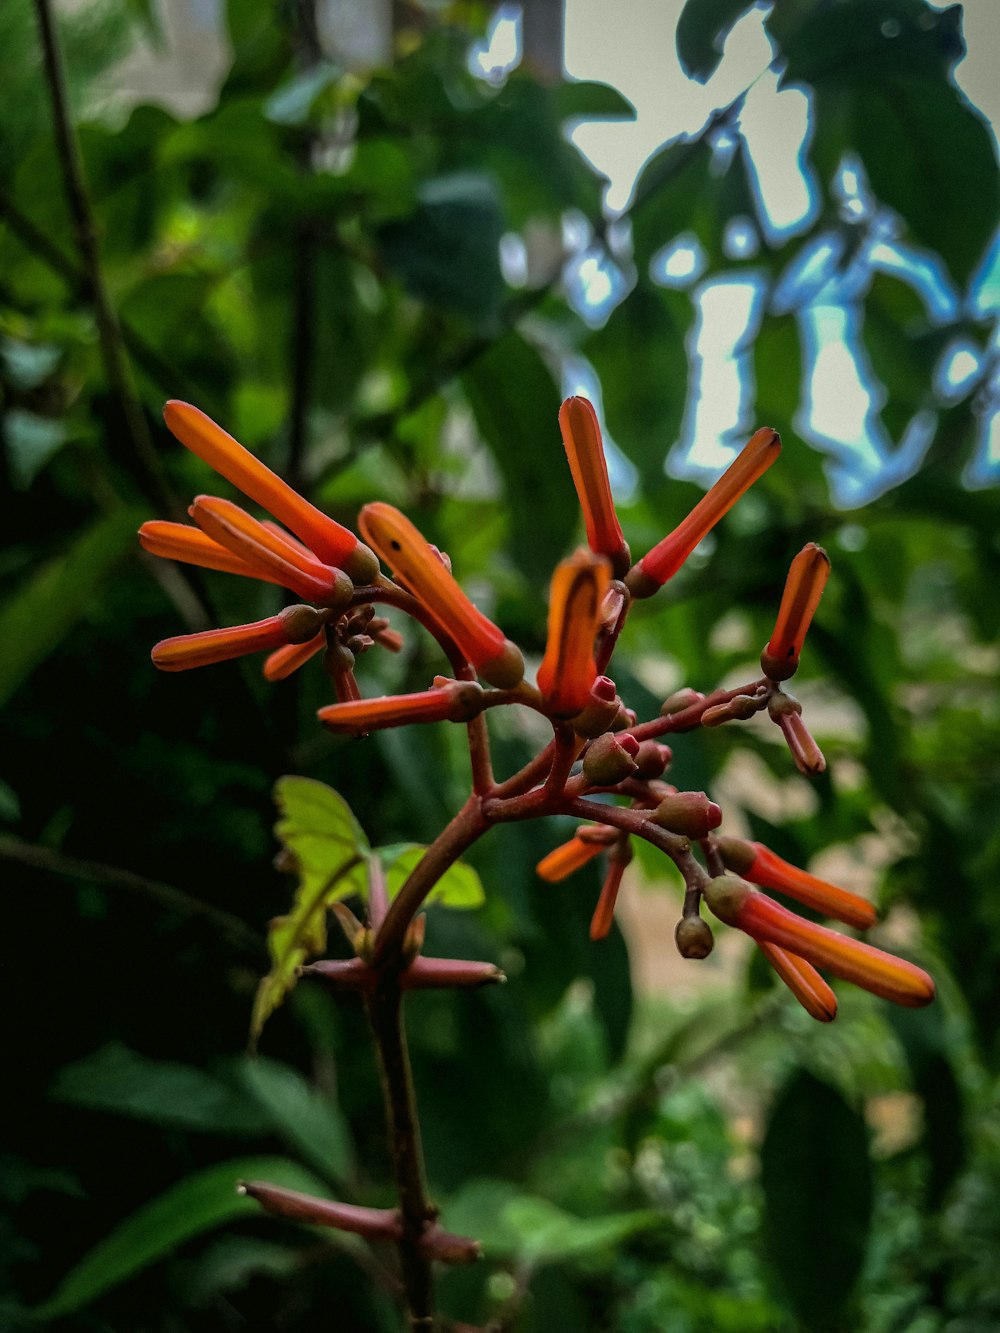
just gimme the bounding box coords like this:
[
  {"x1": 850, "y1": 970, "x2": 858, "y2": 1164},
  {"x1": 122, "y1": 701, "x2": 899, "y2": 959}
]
[{"x1": 144, "y1": 397, "x2": 934, "y2": 1024}]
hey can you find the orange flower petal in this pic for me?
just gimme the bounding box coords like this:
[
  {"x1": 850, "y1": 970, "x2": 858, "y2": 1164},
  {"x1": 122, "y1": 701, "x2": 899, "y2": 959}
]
[
  {"x1": 558, "y1": 397, "x2": 630, "y2": 578},
  {"x1": 358, "y1": 502, "x2": 524, "y2": 688},
  {"x1": 163, "y1": 401, "x2": 378, "y2": 582},
  {"x1": 757, "y1": 940, "x2": 837, "y2": 1022},
  {"x1": 536, "y1": 835, "x2": 605, "y2": 882},
  {"x1": 703, "y1": 875, "x2": 934, "y2": 1008},
  {"x1": 138, "y1": 520, "x2": 284, "y2": 586},
  {"x1": 716, "y1": 837, "x2": 876, "y2": 931},
  {"x1": 263, "y1": 633, "x2": 325, "y2": 681},
  {"x1": 627, "y1": 428, "x2": 781, "y2": 596},
  {"x1": 317, "y1": 680, "x2": 485, "y2": 735},
  {"x1": 761, "y1": 543, "x2": 831, "y2": 680},
  {"x1": 189, "y1": 496, "x2": 353, "y2": 608},
  {"x1": 536, "y1": 549, "x2": 612, "y2": 717},
  {"x1": 152, "y1": 610, "x2": 317, "y2": 672},
  {"x1": 590, "y1": 859, "x2": 626, "y2": 940}
]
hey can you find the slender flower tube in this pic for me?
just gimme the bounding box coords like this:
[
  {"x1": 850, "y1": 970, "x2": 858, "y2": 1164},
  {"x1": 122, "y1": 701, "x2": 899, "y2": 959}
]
[
  {"x1": 703, "y1": 875, "x2": 935, "y2": 1007},
  {"x1": 757, "y1": 940, "x2": 838, "y2": 1022},
  {"x1": 536, "y1": 834, "x2": 606, "y2": 882},
  {"x1": 358, "y1": 502, "x2": 524, "y2": 688},
  {"x1": 152, "y1": 605, "x2": 323, "y2": 672},
  {"x1": 626, "y1": 428, "x2": 781, "y2": 596},
  {"x1": 558, "y1": 397, "x2": 631, "y2": 578},
  {"x1": 317, "y1": 679, "x2": 485, "y2": 735},
  {"x1": 163, "y1": 401, "x2": 379, "y2": 582},
  {"x1": 189, "y1": 496, "x2": 353, "y2": 608},
  {"x1": 263, "y1": 633, "x2": 326, "y2": 682},
  {"x1": 138, "y1": 520, "x2": 285, "y2": 585},
  {"x1": 590, "y1": 858, "x2": 626, "y2": 940},
  {"x1": 775, "y1": 704, "x2": 826, "y2": 775},
  {"x1": 715, "y1": 836, "x2": 876, "y2": 931},
  {"x1": 537, "y1": 549, "x2": 612, "y2": 716},
  {"x1": 761, "y1": 543, "x2": 831, "y2": 680}
]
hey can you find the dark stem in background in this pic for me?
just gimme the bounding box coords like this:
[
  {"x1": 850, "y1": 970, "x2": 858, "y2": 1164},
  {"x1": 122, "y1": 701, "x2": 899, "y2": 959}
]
[{"x1": 32, "y1": 0, "x2": 182, "y2": 522}]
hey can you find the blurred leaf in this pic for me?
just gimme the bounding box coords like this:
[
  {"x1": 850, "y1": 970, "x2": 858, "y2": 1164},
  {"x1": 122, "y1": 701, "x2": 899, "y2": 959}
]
[
  {"x1": 0, "y1": 509, "x2": 140, "y2": 707},
  {"x1": 34, "y1": 1156, "x2": 329, "y2": 1318},
  {"x1": 676, "y1": 0, "x2": 758, "y2": 81},
  {"x1": 52, "y1": 1044, "x2": 270, "y2": 1135},
  {"x1": 3, "y1": 409, "x2": 68, "y2": 489},
  {"x1": 378, "y1": 172, "x2": 505, "y2": 320},
  {"x1": 264, "y1": 63, "x2": 339, "y2": 126},
  {"x1": 239, "y1": 1056, "x2": 353, "y2": 1183},
  {"x1": 553, "y1": 80, "x2": 636, "y2": 121},
  {"x1": 761, "y1": 1070, "x2": 873, "y2": 1330},
  {"x1": 0, "y1": 337, "x2": 61, "y2": 389},
  {"x1": 251, "y1": 778, "x2": 369, "y2": 1045},
  {"x1": 383, "y1": 843, "x2": 485, "y2": 909},
  {"x1": 463, "y1": 331, "x2": 573, "y2": 577}
]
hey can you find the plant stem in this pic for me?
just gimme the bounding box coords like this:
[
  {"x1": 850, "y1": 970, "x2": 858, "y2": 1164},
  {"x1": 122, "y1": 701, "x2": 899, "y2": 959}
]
[
  {"x1": 373, "y1": 795, "x2": 489, "y2": 966},
  {"x1": 365, "y1": 979, "x2": 436, "y2": 1330},
  {"x1": 32, "y1": 0, "x2": 181, "y2": 520}
]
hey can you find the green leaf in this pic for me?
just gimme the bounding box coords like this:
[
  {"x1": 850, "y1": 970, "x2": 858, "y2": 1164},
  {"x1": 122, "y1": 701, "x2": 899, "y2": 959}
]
[
  {"x1": 760, "y1": 1070, "x2": 873, "y2": 1331},
  {"x1": 676, "y1": 0, "x2": 757, "y2": 82},
  {"x1": 34, "y1": 1156, "x2": 329, "y2": 1319},
  {"x1": 251, "y1": 778, "x2": 369, "y2": 1045},
  {"x1": 462, "y1": 331, "x2": 574, "y2": 577},
  {"x1": 239, "y1": 1056, "x2": 353, "y2": 1184},
  {"x1": 0, "y1": 510, "x2": 140, "y2": 707},
  {"x1": 264, "y1": 63, "x2": 339, "y2": 126},
  {"x1": 3, "y1": 410, "x2": 68, "y2": 490},
  {"x1": 378, "y1": 172, "x2": 505, "y2": 321},
  {"x1": 553, "y1": 80, "x2": 636, "y2": 121},
  {"x1": 383, "y1": 844, "x2": 486, "y2": 909},
  {"x1": 51, "y1": 1044, "x2": 270, "y2": 1135}
]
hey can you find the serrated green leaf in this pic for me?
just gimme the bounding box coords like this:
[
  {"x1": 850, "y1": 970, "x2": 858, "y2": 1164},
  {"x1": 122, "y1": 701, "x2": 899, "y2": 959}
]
[
  {"x1": 0, "y1": 510, "x2": 141, "y2": 706},
  {"x1": 239, "y1": 1057, "x2": 353, "y2": 1184},
  {"x1": 383, "y1": 844, "x2": 486, "y2": 909},
  {"x1": 760, "y1": 1071, "x2": 872, "y2": 1331},
  {"x1": 250, "y1": 778, "x2": 370, "y2": 1045},
  {"x1": 34, "y1": 1156, "x2": 328, "y2": 1319}
]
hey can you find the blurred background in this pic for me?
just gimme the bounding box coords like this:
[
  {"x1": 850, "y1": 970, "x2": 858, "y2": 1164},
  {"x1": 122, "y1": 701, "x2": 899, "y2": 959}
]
[{"x1": 2, "y1": 0, "x2": 999, "y2": 1328}]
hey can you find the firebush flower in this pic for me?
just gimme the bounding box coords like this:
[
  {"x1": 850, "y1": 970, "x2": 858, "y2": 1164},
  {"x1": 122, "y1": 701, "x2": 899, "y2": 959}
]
[
  {"x1": 537, "y1": 549, "x2": 612, "y2": 716},
  {"x1": 703, "y1": 875, "x2": 935, "y2": 1007},
  {"x1": 558, "y1": 397, "x2": 631, "y2": 578},
  {"x1": 318, "y1": 679, "x2": 485, "y2": 735},
  {"x1": 139, "y1": 520, "x2": 287, "y2": 586},
  {"x1": 536, "y1": 832, "x2": 608, "y2": 882},
  {"x1": 715, "y1": 836, "x2": 876, "y2": 930},
  {"x1": 358, "y1": 502, "x2": 524, "y2": 688},
  {"x1": 757, "y1": 940, "x2": 838, "y2": 1023},
  {"x1": 761, "y1": 543, "x2": 831, "y2": 680},
  {"x1": 626, "y1": 428, "x2": 781, "y2": 596},
  {"x1": 152, "y1": 605, "x2": 324, "y2": 672},
  {"x1": 163, "y1": 401, "x2": 378, "y2": 581}
]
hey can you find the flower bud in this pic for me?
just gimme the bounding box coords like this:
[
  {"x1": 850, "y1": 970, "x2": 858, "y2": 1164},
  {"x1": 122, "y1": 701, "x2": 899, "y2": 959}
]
[
  {"x1": 701, "y1": 693, "x2": 764, "y2": 727},
  {"x1": 661, "y1": 687, "x2": 704, "y2": 716},
  {"x1": 572, "y1": 676, "x2": 622, "y2": 738},
  {"x1": 583, "y1": 732, "x2": 640, "y2": 786},
  {"x1": 675, "y1": 915, "x2": 714, "y2": 959},
  {"x1": 761, "y1": 543, "x2": 831, "y2": 680},
  {"x1": 633, "y1": 742, "x2": 672, "y2": 779},
  {"x1": 650, "y1": 791, "x2": 722, "y2": 839}
]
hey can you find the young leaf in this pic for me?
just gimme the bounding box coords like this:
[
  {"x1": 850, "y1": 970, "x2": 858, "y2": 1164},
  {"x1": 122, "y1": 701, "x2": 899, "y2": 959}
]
[
  {"x1": 383, "y1": 844, "x2": 486, "y2": 910},
  {"x1": 250, "y1": 778, "x2": 369, "y2": 1046},
  {"x1": 34, "y1": 1156, "x2": 329, "y2": 1319}
]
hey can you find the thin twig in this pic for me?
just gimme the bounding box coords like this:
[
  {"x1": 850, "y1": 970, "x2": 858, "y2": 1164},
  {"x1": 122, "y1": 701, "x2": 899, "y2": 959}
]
[{"x1": 0, "y1": 835, "x2": 261, "y2": 954}]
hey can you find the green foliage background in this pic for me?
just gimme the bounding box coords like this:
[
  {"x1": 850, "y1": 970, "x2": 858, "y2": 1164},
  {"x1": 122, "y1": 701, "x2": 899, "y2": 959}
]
[{"x1": 1, "y1": 1, "x2": 999, "y2": 1328}]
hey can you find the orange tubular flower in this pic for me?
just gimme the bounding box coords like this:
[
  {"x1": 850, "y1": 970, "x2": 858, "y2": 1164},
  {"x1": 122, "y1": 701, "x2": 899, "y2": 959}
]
[
  {"x1": 626, "y1": 428, "x2": 781, "y2": 597},
  {"x1": 189, "y1": 496, "x2": 353, "y2": 608},
  {"x1": 152, "y1": 605, "x2": 323, "y2": 672},
  {"x1": 139, "y1": 520, "x2": 285, "y2": 586},
  {"x1": 317, "y1": 679, "x2": 485, "y2": 735},
  {"x1": 536, "y1": 834, "x2": 606, "y2": 882},
  {"x1": 703, "y1": 875, "x2": 935, "y2": 1008},
  {"x1": 716, "y1": 836, "x2": 876, "y2": 931},
  {"x1": 163, "y1": 401, "x2": 378, "y2": 583},
  {"x1": 536, "y1": 549, "x2": 612, "y2": 717},
  {"x1": 263, "y1": 633, "x2": 326, "y2": 682},
  {"x1": 757, "y1": 940, "x2": 838, "y2": 1023},
  {"x1": 590, "y1": 859, "x2": 626, "y2": 940},
  {"x1": 358, "y1": 502, "x2": 524, "y2": 688},
  {"x1": 558, "y1": 397, "x2": 631, "y2": 578},
  {"x1": 761, "y1": 543, "x2": 831, "y2": 680}
]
